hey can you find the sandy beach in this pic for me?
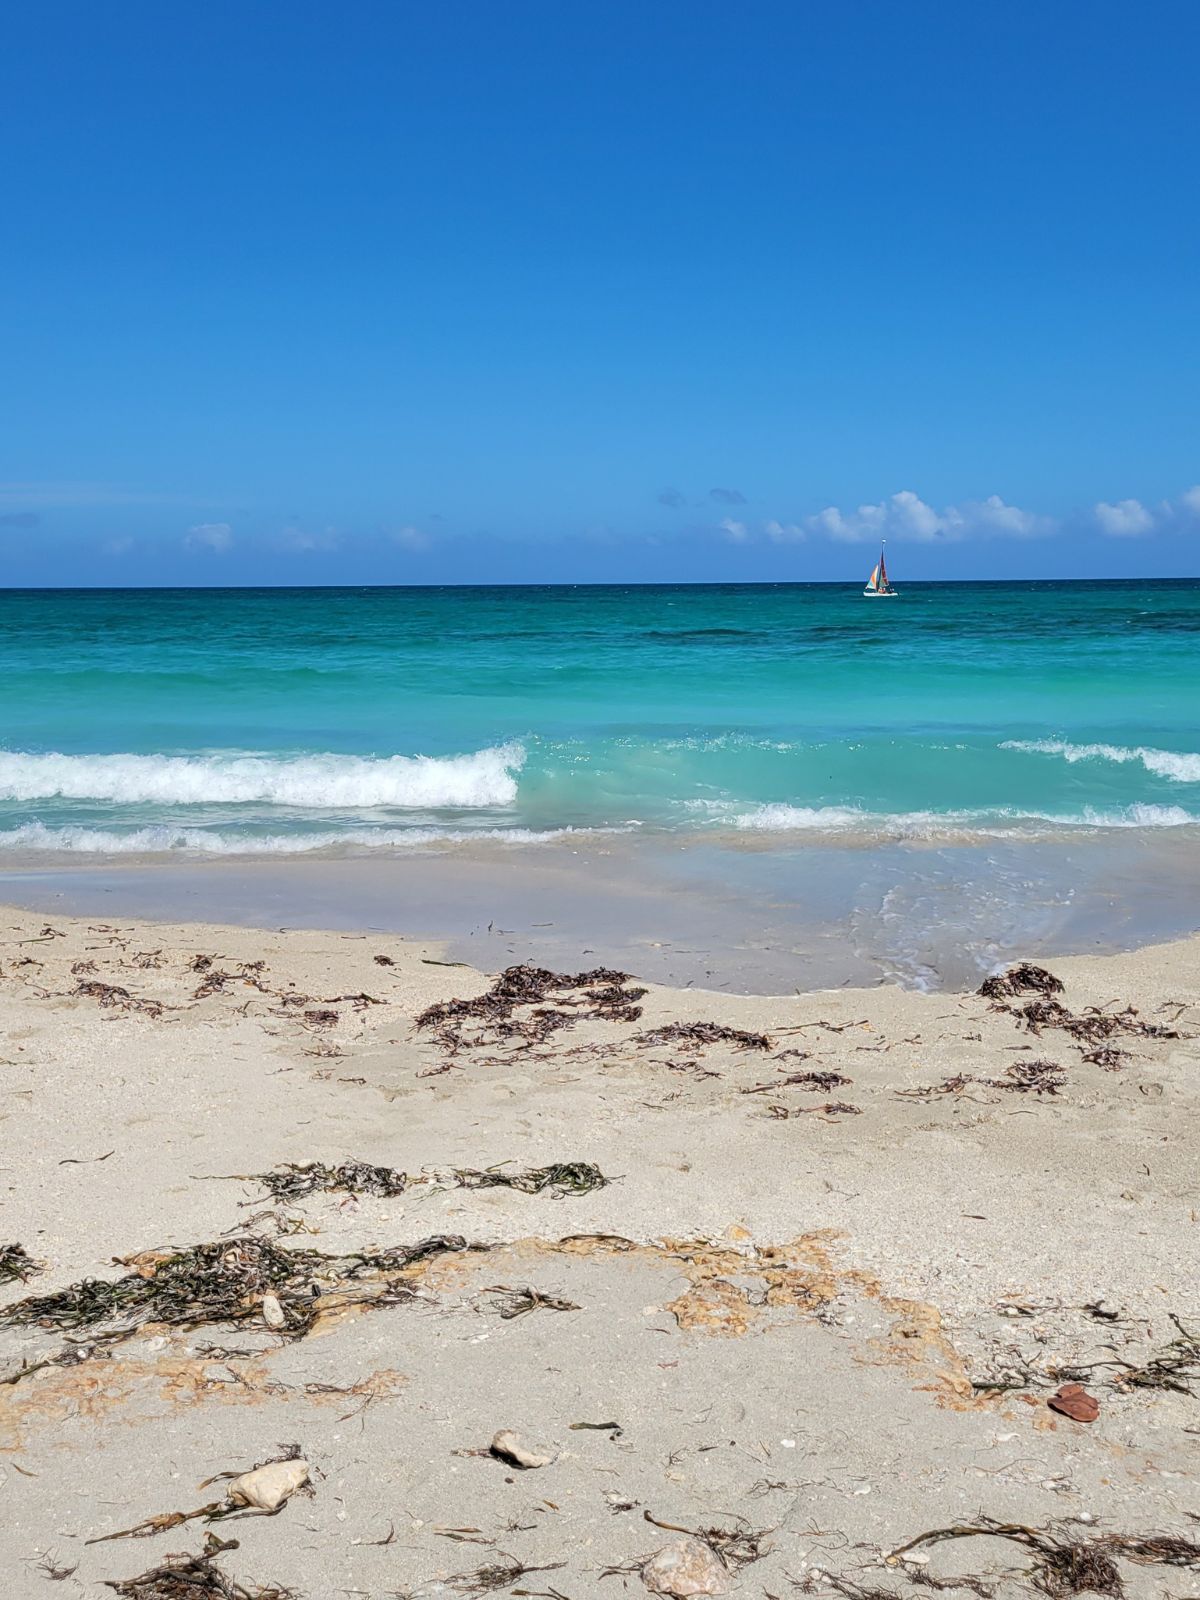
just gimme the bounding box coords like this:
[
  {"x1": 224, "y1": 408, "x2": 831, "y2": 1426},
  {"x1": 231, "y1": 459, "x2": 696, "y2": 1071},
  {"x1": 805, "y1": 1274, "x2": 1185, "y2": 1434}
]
[{"x1": 1, "y1": 903, "x2": 1197, "y2": 1598}]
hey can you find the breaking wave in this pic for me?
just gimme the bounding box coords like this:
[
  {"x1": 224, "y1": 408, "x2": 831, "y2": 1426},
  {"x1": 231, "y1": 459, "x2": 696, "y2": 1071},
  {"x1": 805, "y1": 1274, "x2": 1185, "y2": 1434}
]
[
  {"x1": 0, "y1": 744, "x2": 526, "y2": 809},
  {"x1": 729, "y1": 801, "x2": 1194, "y2": 836},
  {"x1": 1002, "y1": 739, "x2": 1200, "y2": 784},
  {"x1": 0, "y1": 820, "x2": 604, "y2": 855}
]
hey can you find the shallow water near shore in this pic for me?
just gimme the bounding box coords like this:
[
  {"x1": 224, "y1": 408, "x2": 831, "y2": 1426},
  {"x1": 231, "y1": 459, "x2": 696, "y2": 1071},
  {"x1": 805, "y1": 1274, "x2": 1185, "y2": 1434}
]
[{"x1": 5, "y1": 824, "x2": 1199, "y2": 992}]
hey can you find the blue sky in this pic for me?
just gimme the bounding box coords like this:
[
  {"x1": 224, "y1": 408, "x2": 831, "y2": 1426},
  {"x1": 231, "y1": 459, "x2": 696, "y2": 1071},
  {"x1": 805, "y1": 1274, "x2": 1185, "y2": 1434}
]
[{"x1": 2, "y1": 0, "x2": 1198, "y2": 584}]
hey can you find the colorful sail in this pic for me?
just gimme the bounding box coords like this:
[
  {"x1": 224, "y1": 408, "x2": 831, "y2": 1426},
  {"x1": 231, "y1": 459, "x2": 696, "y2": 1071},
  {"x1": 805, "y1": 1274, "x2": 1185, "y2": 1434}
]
[{"x1": 863, "y1": 541, "x2": 897, "y2": 596}]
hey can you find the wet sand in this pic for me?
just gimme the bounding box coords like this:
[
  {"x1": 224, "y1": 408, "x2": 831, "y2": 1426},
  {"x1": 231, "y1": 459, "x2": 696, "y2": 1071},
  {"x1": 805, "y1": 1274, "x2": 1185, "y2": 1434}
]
[
  {"x1": 0, "y1": 906, "x2": 1197, "y2": 1597},
  {"x1": 3, "y1": 824, "x2": 1200, "y2": 993}
]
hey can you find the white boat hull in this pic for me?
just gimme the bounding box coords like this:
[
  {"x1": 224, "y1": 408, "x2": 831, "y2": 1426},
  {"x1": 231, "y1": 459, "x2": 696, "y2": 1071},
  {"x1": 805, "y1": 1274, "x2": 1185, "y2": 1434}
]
[{"x1": 862, "y1": 589, "x2": 899, "y2": 598}]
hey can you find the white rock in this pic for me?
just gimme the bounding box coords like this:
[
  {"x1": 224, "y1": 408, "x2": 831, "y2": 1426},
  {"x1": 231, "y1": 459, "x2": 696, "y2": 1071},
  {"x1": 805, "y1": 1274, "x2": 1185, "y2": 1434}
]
[
  {"x1": 489, "y1": 1429, "x2": 557, "y2": 1470},
  {"x1": 261, "y1": 1292, "x2": 286, "y2": 1329},
  {"x1": 226, "y1": 1458, "x2": 310, "y2": 1513},
  {"x1": 642, "y1": 1537, "x2": 729, "y2": 1596}
]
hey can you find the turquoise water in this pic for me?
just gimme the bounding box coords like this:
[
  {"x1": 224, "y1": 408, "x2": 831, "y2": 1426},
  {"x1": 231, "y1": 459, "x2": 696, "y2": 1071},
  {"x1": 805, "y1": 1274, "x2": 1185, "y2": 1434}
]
[{"x1": 0, "y1": 580, "x2": 1197, "y2": 855}]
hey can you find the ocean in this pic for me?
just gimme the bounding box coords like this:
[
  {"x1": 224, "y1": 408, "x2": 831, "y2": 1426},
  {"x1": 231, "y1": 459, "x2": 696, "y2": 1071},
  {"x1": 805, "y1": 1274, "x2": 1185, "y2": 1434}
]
[{"x1": 0, "y1": 580, "x2": 1196, "y2": 854}]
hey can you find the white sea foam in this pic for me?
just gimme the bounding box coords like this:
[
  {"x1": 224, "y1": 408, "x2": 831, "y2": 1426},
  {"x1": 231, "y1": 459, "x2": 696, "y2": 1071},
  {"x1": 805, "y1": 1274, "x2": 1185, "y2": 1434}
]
[
  {"x1": 1002, "y1": 739, "x2": 1200, "y2": 784},
  {"x1": 0, "y1": 820, "x2": 601, "y2": 855},
  {"x1": 732, "y1": 804, "x2": 869, "y2": 830},
  {"x1": 730, "y1": 802, "x2": 1194, "y2": 837},
  {"x1": 0, "y1": 744, "x2": 526, "y2": 809}
]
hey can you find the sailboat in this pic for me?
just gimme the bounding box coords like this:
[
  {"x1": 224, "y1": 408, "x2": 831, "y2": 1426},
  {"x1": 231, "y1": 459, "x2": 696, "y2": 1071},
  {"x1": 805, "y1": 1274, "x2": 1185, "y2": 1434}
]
[{"x1": 862, "y1": 540, "x2": 898, "y2": 598}]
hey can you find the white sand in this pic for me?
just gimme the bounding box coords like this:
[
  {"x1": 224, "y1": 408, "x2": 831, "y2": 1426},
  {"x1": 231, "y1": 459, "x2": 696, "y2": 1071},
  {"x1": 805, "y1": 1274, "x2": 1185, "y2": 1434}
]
[{"x1": 0, "y1": 906, "x2": 1197, "y2": 1597}]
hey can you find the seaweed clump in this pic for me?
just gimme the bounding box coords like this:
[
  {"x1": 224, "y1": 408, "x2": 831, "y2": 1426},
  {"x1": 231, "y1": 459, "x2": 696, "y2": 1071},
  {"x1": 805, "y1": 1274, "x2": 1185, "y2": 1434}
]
[
  {"x1": 104, "y1": 1533, "x2": 295, "y2": 1598},
  {"x1": 981, "y1": 964, "x2": 1183, "y2": 1062},
  {"x1": 0, "y1": 1233, "x2": 468, "y2": 1341},
  {"x1": 636, "y1": 1020, "x2": 773, "y2": 1051},
  {"x1": 889, "y1": 1516, "x2": 1200, "y2": 1597},
  {"x1": 452, "y1": 1161, "x2": 610, "y2": 1197},
  {"x1": 251, "y1": 1160, "x2": 408, "y2": 1202},
  {"x1": 978, "y1": 964, "x2": 1065, "y2": 1001},
  {"x1": 986, "y1": 1059, "x2": 1068, "y2": 1096},
  {"x1": 0, "y1": 1243, "x2": 40, "y2": 1284},
  {"x1": 1115, "y1": 1314, "x2": 1200, "y2": 1395},
  {"x1": 416, "y1": 963, "x2": 647, "y2": 1048},
  {"x1": 241, "y1": 1158, "x2": 608, "y2": 1205}
]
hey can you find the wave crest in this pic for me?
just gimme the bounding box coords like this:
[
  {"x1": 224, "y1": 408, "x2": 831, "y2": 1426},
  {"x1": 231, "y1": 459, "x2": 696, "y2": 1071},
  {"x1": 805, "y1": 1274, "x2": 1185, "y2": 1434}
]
[
  {"x1": 0, "y1": 744, "x2": 525, "y2": 809},
  {"x1": 730, "y1": 801, "x2": 1194, "y2": 836},
  {"x1": 1002, "y1": 739, "x2": 1200, "y2": 783},
  {"x1": 0, "y1": 820, "x2": 606, "y2": 855}
]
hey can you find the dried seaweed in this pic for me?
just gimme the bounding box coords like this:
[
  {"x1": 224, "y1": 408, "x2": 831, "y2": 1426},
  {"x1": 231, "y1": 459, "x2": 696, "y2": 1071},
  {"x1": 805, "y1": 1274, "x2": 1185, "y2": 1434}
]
[
  {"x1": 802, "y1": 1577, "x2": 900, "y2": 1600},
  {"x1": 0, "y1": 1233, "x2": 469, "y2": 1341},
  {"x1": 248, "y1": 1160, "x2": 408, "y2": 1201},
  {"x1": 888, "y1": 1516, "x2": 1200, "y2": 1597},
  {"x1": 741, "y1": 1070, "x2": 850, "y2": 1095},
  {"x1": 1008, "y1": 997, "x2": 1180, "y2": 1052},
  {"x1": 768, "y1": 1101, "x2": 861, "y2": 1119},
  {"x1": 74, "y1": 979, "x2": 164, "y2": 1018},
  {"x1": 635, "y1": 1020, "x2": 773, "y2": 1051},
  {"x1": 895, "y1": 1074, "x2": 974, "y2": 1099},
  {"x1": 0, "y1": 1242, "x2": 40, "y2": 1283},
  {"x1": 103, "y1": 1533, "x2": 296, "y2": 1598},
  {"x1": 480, "y1": 1284, "x2": 580, "y2": 1319},
  {"x1": 452, "y1": 1161, "x2": 610, "y2": 1197},
  {"x1": 642, "y1": 1509, "x2": 772, "y2": 1571},
  {"x1": 416, "y1": 963, "x2": 645, "y2": 1047},
  {"x1": 448, "y1": 1556, "x2": 565, "y2": 1593},
  {"x1": 985, "y1": 1059, "x2": 1067, "y2": 1095},
  {"x1": 1115, "y1": 1314, "x2": 1200, "y2": 1394},
  {"x1": 1081, "y1": 1046, "x2": 1128, "y2": 1070},
  {"x1": 978, "y1": 964, "x2": 1064, "y2": 1001}
]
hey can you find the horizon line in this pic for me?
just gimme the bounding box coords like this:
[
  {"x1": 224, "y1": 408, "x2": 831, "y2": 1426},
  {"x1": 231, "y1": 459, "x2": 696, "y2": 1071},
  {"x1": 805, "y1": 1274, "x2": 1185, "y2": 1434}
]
[{"x1": 0, "y1": 574, "x2": 1195, "y2": 595}]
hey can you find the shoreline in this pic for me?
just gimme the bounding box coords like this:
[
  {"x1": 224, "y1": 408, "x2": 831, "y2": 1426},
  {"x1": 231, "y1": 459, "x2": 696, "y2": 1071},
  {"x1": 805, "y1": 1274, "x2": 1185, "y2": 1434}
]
[
  {"x1": 0, "y1": 821, "x2": 1197, "y2": 995},
  {"x1": 0, "y1": 901, "x2": 1197, "y2": 1594}
]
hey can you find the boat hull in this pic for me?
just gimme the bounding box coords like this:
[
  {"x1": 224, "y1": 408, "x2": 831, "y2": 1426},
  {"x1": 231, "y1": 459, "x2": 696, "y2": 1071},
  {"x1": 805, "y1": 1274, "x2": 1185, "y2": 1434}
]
[{"x1": 862, "y1": 589, "x2": 899, "y2": 598}]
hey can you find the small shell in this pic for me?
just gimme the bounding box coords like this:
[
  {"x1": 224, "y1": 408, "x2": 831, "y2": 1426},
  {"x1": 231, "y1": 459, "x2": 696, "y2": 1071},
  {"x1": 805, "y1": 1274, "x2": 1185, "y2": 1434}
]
[{"x1": 261, "y1": 1292, "x2": 286, "y2": 1329}]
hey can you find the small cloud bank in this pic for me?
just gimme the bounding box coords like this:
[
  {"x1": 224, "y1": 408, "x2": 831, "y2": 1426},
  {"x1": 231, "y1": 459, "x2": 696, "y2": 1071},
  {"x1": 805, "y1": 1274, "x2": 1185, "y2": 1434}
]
[
  {"x1": 805, "y1": 489, "x2": 1052, "y2": 545},
  {"x1": 709, "y1": 486, "x2": 747, "y2": 505},
  {"x1": 185, "y1": 521, "x2": 233, "y2": 553},
  {"x1": 658, "y1": 487, "x2": 687, "y2": 509},
  {"x1": 1094, "y1": 486, "x2": 1200, "y2": 538},
  {"x1": 0, "y1": 511, "x2": 40, "y2": 529},
  {"x1": 716, "y1": 480, "x2": 1200, "y2": 547}
]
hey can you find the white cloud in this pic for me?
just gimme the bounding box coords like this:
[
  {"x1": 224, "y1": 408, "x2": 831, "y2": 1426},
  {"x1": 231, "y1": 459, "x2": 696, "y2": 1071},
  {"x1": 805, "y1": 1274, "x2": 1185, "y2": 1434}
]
[
  {"x1": 185, "y1": 521, "x2": 233, "y2": 553},
  {"x1": 102, "y1": 536, "x2": 135, "y2": 556},
  {"x1": 719, "y1": 517, "x2": 749, "y2": 542},
  {"x1": 1177, "y1": 485, "x2": 1200, "y2": 518},
  {"x1": 958, "y1": 494, "x2": 1052, "y2": 538},
  {"x1": 804, "y1": 489, "x2": 1052, "y2": 544},
  {"x1": 1094, "y1": 498, "x2": 1154, "y2": 538}
]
